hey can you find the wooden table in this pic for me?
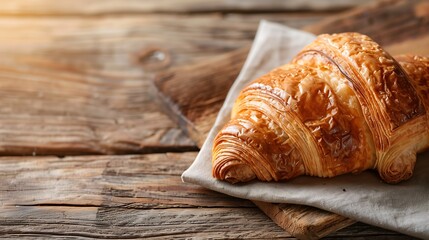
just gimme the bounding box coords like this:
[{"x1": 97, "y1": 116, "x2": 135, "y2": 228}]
[{"x1": 0, "y1": 1, "x2": 422, "y2": 239}]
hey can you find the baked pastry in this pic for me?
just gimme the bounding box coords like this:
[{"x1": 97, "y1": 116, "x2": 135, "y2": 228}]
[{"x1": 212, "y1": 32, "x2": 429, "y2": 184}]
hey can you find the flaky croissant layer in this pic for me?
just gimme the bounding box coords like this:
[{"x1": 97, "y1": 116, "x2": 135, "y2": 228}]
[{"x1": 212, "y1": 32, "x2": 429, "y2": 184}]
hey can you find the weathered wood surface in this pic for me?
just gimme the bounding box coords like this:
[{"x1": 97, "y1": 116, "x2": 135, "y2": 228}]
[
  {"x1": 156, "y1": 47, "x2": 250, "y2": 146},
  {"x1": 0, "y1": 153, "x2": 250, "y2": 208},
  {"x1": 154, "y1": 0, "x2": 428, "y2": 238},
  {"x1": 254, "y1": 201, "x2": 357, "y2": 240},
  {"x1": 0, "y1": 12, "x2": 331, "y2": 155},
  {"x1": 305, "y1": 0, "x2": 429, "y2": 45},
  {"x1": 0, "y1": 0, "x2": 371, "y2": 15},
  {"x1": 0, "y1": 0, "x2": 423, "y2": 239},
  {"x1": 0, "y1": 153, "x2": 414, "y2": 239}
]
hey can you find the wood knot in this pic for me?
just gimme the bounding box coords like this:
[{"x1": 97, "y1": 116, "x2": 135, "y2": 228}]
[{"x1": 133, "y1": 46, "x2": 171, "y2": 71}]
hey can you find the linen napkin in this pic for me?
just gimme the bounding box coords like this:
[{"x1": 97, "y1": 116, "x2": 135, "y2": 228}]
[{"x1": 182, "y1": 20, "x2": 429, "y2": 239}]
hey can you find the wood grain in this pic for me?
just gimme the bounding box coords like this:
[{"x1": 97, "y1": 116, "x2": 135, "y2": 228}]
[
  {"x1": 304, "y1": 0, "x2": 429, "y2": 46},
  {"x1": 0, "y1": 206, "x2": 293, "y2": 239},
  {"x1": 0, "y1": 60, "x2": 196, "y2": 155},
  {"x1": 0, "y1": 0, "x2": 371, "y2": 16},
  {"x1": 0, "y1": 153, "x2": 413, "y2": 239},
  {"x1": 0, "y1": 12, "x2": 330, "y2": 155},
  {"x1": 0, "y1": 14, "x2": 326, "y2": 64},
  {"x1": 1, "y1": 206, "x2": 411, "y2": 239},
  {"x1": 254, "y1": 201, "x2": 356, "y2": 239},
  {"x1": 0, "y1": 152, "x2": 252, "y2": 209},
  {"x1": 156, "y1": 47, "x2": 250, "y2": 147},
  {"x1": 153, "y1": 0, "x2": 428, "y2": 238},
  {"x1": 0, "y1": 0, "x2": 423, "y2": 239}
]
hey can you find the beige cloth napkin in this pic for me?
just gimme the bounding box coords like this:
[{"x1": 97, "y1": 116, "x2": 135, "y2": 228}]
[{"x1": 182, "y1": 21, "x2": 429, "y2": 239}]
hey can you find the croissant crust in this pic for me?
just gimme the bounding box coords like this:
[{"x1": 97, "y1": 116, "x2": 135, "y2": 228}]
[{"x1": 212, "y1": 32, "x2": 429, "y2": 184}]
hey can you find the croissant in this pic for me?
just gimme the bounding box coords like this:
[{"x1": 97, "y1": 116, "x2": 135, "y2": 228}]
[{"x1": 212, "y1": 32, "x2": 429, "y2": 184}]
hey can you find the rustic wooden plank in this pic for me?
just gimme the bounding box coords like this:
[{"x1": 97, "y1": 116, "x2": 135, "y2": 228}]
[
  {"x1": 0, "y1": 61, "x2": 196, "y2": 155},
  {"x1": 327, "y1": 222, "x2": 417, "y2": 240},
  {"x1": 0, "y1": 13, "x2": 328, "y2": 155},
  {"x1": 304, "y1": 0, "x2": 429, "y2": 46},
  {"x1": 153, "y1": 0, "x2": 427, "y2": 238},
  {"x1": 0, "y1": 206, "x2": 412, "y2": 239},
  {"x1": 254, "y1": 201, "x2": 356, "y2": 240},
  {"x1": 0, "y1": 0, "x2": 371, "y2": 16},
  {"x1": 0, "y1": 153, "x2": 252, "y2": 208},
  {"x1": 0, "y1": 206, "x2": 294, "y2": 239},
  {"x1": 0, "y1": 14, "x2": 326, "y2": 65},
  {"x1": 0, "y1": 15, "x2": 257, "y2": 73},
  {"x1": 156, "y1": 47, "x2": 250, "y2": 147},
  {"x1": 0, "y1": 153, "x2": 415, "y2": 239}
]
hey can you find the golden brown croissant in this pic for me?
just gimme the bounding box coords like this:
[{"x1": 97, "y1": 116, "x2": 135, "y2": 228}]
[{"x1": 212, "y1": 32, "x2": 429, "y2": 184}]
